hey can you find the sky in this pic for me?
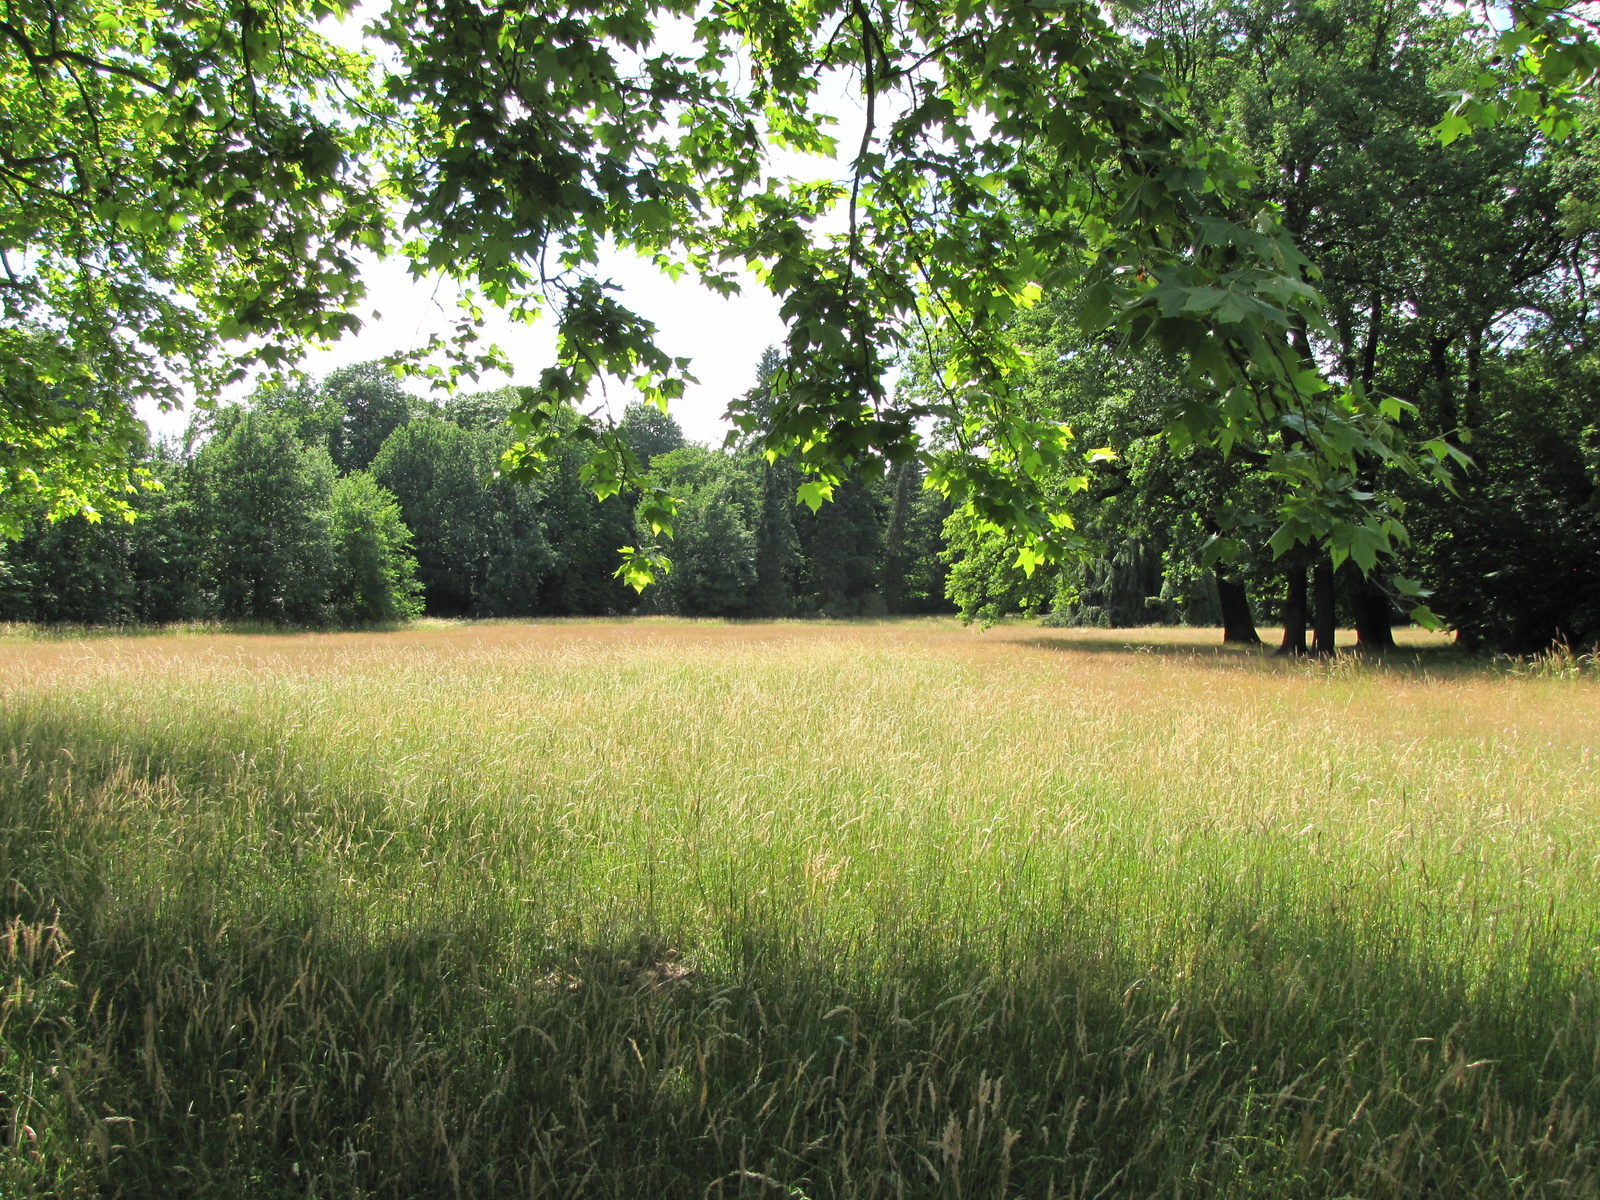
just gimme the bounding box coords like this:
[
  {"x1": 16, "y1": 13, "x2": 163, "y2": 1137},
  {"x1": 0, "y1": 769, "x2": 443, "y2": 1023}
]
[
  {"x1": 139, "y1": 6, "x2": 869, "y2": 449},
  {"x1": 153, "y1": 248, "x2": 797, "y2": 449}
]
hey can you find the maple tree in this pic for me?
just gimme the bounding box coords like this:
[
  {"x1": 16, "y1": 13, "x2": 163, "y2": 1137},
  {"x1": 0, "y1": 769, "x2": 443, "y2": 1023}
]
[{"x1": 8, "y1": 0, "x2": 1574, "y2": 614}]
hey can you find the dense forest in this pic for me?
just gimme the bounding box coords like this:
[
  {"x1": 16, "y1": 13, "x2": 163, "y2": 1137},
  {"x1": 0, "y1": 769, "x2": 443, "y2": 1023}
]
[
  {"x1": 0, "y1": 354, "x2": 954, "y2": 625},
  {"x1": 922, "y1": 0, "x2": 1600, "y2": 651},
  {"x1": 3, "y1": 0, "x2": 1597, "y2": 651}
]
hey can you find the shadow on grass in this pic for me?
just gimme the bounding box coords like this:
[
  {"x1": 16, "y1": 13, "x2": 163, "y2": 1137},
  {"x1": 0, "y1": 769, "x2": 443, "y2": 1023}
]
[
  {"x1": 5, "y1": 867, "x2": 1594, "y2": 1199},
  {"x1": 0, "y1": 618, "x2": 419, "y2": 644},
  {"x1": 1011, "y1": 632, "x2": 1489, "y2": 675},
  {"x1": 1, "y1": 715, "x2": 1596, "y2": 1198}
]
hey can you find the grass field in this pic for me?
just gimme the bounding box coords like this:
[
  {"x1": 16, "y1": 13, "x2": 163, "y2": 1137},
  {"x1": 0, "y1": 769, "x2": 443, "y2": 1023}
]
[{"x1": 0, "y1": 618, "x2": 1597, "y2": 1198}]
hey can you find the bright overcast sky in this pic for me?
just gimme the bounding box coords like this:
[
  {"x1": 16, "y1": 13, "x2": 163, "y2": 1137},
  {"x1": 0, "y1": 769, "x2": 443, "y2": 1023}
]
[{"x1": 140, "y1": 7, "x2": 869, "y2": 449}]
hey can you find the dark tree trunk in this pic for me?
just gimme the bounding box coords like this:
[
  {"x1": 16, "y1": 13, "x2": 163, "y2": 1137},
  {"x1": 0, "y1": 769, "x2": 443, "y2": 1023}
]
[
  {"x1": 1312, "y1": 556, "x2": 1337, "y2": 655},
  {"x1": 1350, "y1": 570, "x2": 1396, "y2": 651},
  {"x1": 1360, "y1": 293, "x2": 1382, "y2": 392},
  {"x1": 1278, "y1": 563, "x2": 1308, "y2": 656},
  {"x1": 1216, "y1": 568, "x2": 1262, "y2": 645},
  {"x1": 1431, "y1": 333, "x2": 1456, "y2": 432},
  {"x1": 1290, "y1": 325, "x2": 1317, "y2": 365},
  {"x1": 1465, "y1": 325, "x2": 1483, "y2": 428}
]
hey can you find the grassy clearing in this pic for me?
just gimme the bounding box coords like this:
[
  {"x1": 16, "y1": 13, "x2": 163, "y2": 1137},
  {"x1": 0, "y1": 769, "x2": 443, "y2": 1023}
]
[{"x1": 0, "y1": 619, "x2": 1596, "y2": 1198}]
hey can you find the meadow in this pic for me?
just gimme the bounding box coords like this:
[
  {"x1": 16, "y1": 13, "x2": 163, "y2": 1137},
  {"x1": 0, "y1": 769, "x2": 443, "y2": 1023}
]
[{"x1": 0, "y1": 618, "x2": 1596, "y2": 1198}]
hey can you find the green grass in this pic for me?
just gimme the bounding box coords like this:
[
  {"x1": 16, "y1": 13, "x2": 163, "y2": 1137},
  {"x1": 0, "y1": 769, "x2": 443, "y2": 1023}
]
[{"x1": 0, "y1": 620, "x2": 1597, "y2": 1197}]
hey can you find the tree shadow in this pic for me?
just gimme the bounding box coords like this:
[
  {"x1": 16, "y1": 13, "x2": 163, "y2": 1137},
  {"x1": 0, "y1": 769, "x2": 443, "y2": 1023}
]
[
  {"x1": 0, "y1": 717, "x2": 1594, "y2": 1198},
  {"x1": 1010, "y1": 630, "x2": 1483, "y2": 676}
]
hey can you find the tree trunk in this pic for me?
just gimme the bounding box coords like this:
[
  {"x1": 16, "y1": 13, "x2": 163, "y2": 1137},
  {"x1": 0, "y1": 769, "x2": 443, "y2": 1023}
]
[
  {"x1": 1350, "y1": 570, "x2": 1396, "y2": 651},
  {"x1": 1431, "y1": 333, "x2": 1456, "y2": 432},
  {"x1": 1465, "y1": 324, "x2": 1482, "y2": 428},
  {"x1": 1312, "y1": 556, "x2": 1337, "y2": 655},
  {"x1": 1360, "y1": 293, "x2": 1382, "y2": 392},
  {"x1": 1216, "y1": 568, "x2": 1262, "y2": 645},
  {"x1": 1278, "y1": 563, "x2": 1308, "y2": 656}
]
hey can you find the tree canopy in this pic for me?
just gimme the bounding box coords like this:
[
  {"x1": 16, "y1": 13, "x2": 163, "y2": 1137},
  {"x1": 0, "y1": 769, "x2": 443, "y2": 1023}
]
[
  {"x1": 0, "y1": 0, "x2": 385, "y2": 525},
  {"x1": 1, "y1": 0, "x2": 1588, "y2": 623}
]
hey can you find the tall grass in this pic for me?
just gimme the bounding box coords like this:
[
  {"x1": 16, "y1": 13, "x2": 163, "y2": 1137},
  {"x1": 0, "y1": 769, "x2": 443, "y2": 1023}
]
[{"x1": 0, "y1": 620, "x2": 1597, "y2": 1197}]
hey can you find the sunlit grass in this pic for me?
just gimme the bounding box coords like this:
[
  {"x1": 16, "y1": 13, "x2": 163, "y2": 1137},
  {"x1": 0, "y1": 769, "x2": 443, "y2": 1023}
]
[{"x1": 1, "y1": 619, "x2": 1596, "y2": 1196}]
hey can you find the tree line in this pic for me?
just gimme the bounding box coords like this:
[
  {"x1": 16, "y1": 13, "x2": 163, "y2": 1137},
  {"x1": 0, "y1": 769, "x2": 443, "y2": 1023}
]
[
  {"x1": 12, "y1": 0, "x2": 1566, "y2": 619},
  {"x1": 938, "y1": 0, "x2": 1600, "y2": 653},
  {"x1": 3, "y1": 0, "x2": 1595, "y2": 651},
  {"x1": 0, "y1": 355, "x2": 953, "y2": 625}
]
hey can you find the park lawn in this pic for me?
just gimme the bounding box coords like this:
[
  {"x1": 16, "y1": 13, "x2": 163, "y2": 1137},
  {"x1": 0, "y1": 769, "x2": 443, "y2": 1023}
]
[{"x1": 0, "y1": 618, "x2": 1596, "y2": 1197}]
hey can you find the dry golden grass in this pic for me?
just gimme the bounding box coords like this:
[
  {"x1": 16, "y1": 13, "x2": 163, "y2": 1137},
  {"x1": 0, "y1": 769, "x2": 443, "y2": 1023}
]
[{"x1": 0, "y1": 618, "x2": 1597, "y2": 1197}]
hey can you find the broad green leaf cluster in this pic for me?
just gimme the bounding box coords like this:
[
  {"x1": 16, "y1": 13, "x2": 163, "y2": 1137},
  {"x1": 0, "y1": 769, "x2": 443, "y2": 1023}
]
[
  {"x1": 4, "y1": 0, "x2": 1586, "y2": 613},
  {"x1": 0, "y1": 0, "x2": 389, "y2": 523}
]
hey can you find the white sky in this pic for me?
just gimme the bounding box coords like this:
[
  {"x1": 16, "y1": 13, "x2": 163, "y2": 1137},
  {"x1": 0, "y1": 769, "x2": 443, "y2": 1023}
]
[{"x1": 140, "y1": 6, "x2": 870, "y2": 449}]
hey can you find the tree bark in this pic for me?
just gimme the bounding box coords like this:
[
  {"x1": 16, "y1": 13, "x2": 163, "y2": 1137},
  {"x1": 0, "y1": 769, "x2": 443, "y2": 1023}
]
[
  {"x1": 1278, "y1": 563, "x2": 1308, "y2": 655},
  {"x1": 1464, "y1": 324, "x2": 1483, "y2": 428},
  {"x1": 1360, "y1": 292, "x2": 1382, "y2": 391},
  {"x1": 1216, "y1": 568, "x2": 1262, "y2": 644},
  {"x1": 1312, "y1": 555, "x2": 1337, "y2": 655},
  {"x1": 1350, "y1": 570, "x2": 1396, "y2": 651},
  {"x1": 1431, "y1": 333, "x2": 1456, "y2": 432}
]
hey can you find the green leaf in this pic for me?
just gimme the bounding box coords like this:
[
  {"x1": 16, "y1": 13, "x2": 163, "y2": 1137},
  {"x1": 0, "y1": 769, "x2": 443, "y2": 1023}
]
[
  {"x1": 1409, "y1": 604, "x2": 1444, "y2": 632},
  {"x1": 796, "y1": 479, "x2": 834, "y2": 512}
]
